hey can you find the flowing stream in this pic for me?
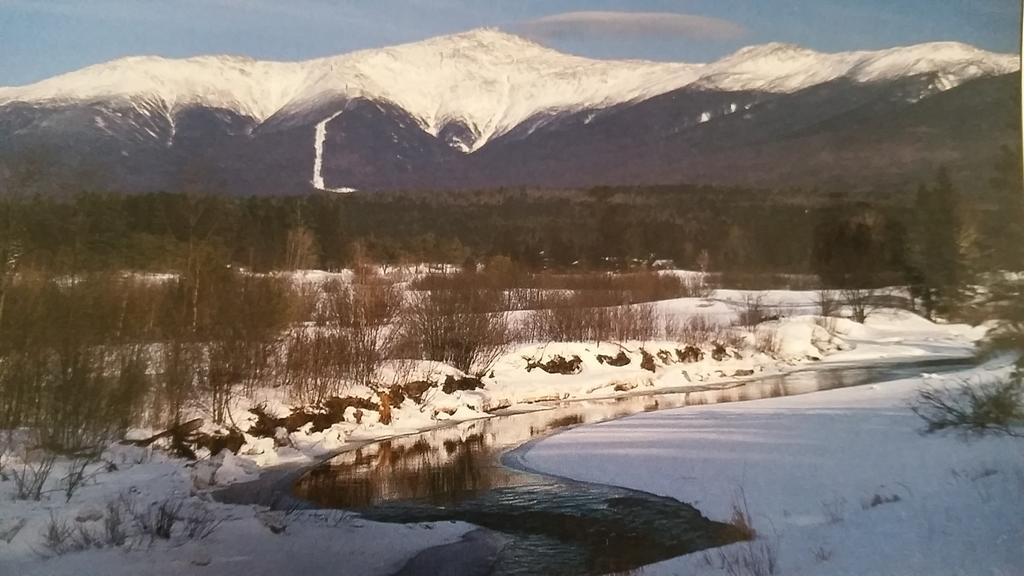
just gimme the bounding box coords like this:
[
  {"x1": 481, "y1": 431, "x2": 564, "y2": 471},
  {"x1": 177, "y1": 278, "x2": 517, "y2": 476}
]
[{"x1": 230, "y1": 358, "x2": 976, "y2": 575}]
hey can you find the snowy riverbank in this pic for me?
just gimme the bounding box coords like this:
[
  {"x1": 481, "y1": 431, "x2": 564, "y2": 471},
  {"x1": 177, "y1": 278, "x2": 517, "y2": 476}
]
[
  {"x1": 0, "y1": 290, "x2": 994, "y2": 576},
  {"x1": 521, "y1": 359, "x2": 1024, "y2": 575}
]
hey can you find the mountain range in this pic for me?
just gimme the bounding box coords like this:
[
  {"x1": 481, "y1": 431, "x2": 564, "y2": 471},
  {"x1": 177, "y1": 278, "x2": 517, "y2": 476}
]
[{"x1": 0, "y1": 29, "x2": 1019, "y2": 195}]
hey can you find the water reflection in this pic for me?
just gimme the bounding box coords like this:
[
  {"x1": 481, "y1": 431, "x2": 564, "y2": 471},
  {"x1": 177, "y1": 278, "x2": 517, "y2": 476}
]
[{"x1": 294, "y1": 358, "x2": 971, "y2": 575}]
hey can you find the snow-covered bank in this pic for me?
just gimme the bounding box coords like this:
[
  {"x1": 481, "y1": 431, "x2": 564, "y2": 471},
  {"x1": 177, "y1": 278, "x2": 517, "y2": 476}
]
[
  {"x1": 211, "y1": 304, "x2": 983, "y2": 475},
  {"x1": 0, "y1": 287, "x2": 993, "y2": 576},
  {"x1": 0, "y1": 440, "x2": 473, "y2": 576},
  {"x1": 520, "y1": 360, "x2": 1024, "y2": 575}
]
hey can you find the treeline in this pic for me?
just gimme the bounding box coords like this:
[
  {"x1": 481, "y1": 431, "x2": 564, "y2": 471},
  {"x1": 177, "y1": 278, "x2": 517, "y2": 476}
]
[
  {"x1": 812, "y1": 158, "x2": 1024, "y2": 319},
  {"x1": 0, "y1": 185, "x2": 917, "y2": 275},
  {"x1": 2, "y1": 166, "x2": 1019, "y2": 282}
]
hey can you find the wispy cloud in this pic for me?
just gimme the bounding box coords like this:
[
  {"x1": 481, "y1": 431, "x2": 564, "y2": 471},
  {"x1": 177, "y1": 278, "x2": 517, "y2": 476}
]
[{"x1": 516, "y1": 11, "x2": 747, "y2": 43}]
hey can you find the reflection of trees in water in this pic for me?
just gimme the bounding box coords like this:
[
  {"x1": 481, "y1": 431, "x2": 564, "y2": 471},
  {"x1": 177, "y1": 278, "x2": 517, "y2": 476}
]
[
  {"x1": 298, "y1": 363, "x2": 952, "y2": 508},
  {"x1": 295, "y1": 431, "x2": 505, "y2": 507},
  {"x1": 294, "y1": 360, "x2": 969, "y2": 576}
]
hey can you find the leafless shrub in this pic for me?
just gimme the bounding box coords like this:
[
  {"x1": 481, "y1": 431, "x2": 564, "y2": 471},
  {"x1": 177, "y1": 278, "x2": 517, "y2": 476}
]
[
  {"x1": 523, "y1": 296, "x2": 606, "y2": 342},
  {"x1": 816, "y1": 289, "x2": 840, "y2": 317},
  {"x1": 608, "y1": 305, "x2": 660, "y2": 341},
  {"x1": 912, "y1": 376, "x2": 1023, "y2": 437},
  {"x1": 0, "y1": 273, "x2": 162, "y2": 452},
  {"x1": 135, "y1": 499, "x2": 183, "y2": 543},
  {"x1": 399, "y1": 288, "x2": 511, "y2": 375},
  {"x1": 682, "y1": 274, "x2": 715, "y2": 299},
  {"x1": 279, "y1": 329, "x2": 347, "y2": 405},
  {"x1": 62, "y1": 455, "x2": 99, "y2": 502},
  {"x1": 717, "y1": 330, "x2": 748, "y2": 350},
  {"x1": 738, "y1": 295, "x2": 768, "y2": 331},
  {"x1": 754, "y1": 326, "x2": 782, "y2": 358},
  {"x1": 157, "y1": 340, "x2": 203, "y2": 429},
  {"x1": 182, "y1": 506, "x2": 223, "y2": 540},
  {"x1": 12, "y1": 450, "x2": 56, "y2": 501},
  {"x1": 39, "y1": 513, "x2": 77, "y2": 556},
  {"x1": 411, "y1": 269, "x2": 697, "y2": 309},
  {"x1": 202, "y1": 272, "x2": 297, "y2": 423},
  {"x1": 841, "y1": 288, "x2": 877, "y2": 323},
  {"x1": 814, "y1": 315, "x2": 838, "y2": 335},
  {"x1": 668, "y1": 315, "x2": 719, "y2": 344},
  {"x1": 319, "y1": 279, "x2": 403, "y2": 387},
  {"x1": 39, "y1": 495, "x2": 137, "y2": 555},
  {"x1": 39, "y1": 515, "x2": 110, "y2": 556},
  {"x1": 525, "y1": 297, "x2": 661, "y2": 344}
]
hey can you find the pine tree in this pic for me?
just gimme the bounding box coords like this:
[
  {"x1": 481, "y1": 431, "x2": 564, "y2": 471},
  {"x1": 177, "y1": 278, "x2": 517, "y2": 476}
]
[
  {"x1": 911, "y1": 168, "x2": 974, "y2": 319},
  {"x1": 986, "y1": 145, "x2": 1024, "y2": 269}
]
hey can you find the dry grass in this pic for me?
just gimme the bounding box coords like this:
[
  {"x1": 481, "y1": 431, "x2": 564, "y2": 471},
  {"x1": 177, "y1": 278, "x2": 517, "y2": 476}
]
[
  {"x1": 754, "y1": 326, "x2": 782, "y2": 357},
  {"x1": 912, "y1": 375, "x2": 1023, "y2": 437}
]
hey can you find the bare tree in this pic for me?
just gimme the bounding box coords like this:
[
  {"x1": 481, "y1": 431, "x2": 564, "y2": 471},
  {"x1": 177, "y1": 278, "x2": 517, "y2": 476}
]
[{"x1": 400, "y1": 287, "x2": 510, "y2": 375}]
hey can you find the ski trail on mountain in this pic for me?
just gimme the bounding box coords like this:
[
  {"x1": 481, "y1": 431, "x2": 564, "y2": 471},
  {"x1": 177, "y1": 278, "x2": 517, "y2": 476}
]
[{"x1": 311, "y1": 110, "x2": 357, "y2": 194}]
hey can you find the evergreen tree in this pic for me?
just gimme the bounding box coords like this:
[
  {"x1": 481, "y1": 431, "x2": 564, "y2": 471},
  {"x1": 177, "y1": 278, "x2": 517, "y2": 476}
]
[
  {"x1": 910, "y1": 169, "x2": 974, "y2": 319},
  {"x1": 986, "y1": 145, "x2": 1024, "y2": 269}
]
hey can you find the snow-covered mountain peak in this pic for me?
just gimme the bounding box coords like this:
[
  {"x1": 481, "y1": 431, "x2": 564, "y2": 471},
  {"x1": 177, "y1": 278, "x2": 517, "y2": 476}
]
[
  {"x1": 726, "y1": 43, "x2": 818, "y2": 60},
  {"x1": 697, "y1": 40, "x2": 1018, "y2": 93},
  {"x1": 0, "y1": 53, "x2": 309, "y2": 121},
  {"x1": 398, "y1": 27, "x2": 551, "y2": 54},
  {"x1": 0, "y1": 30, "x2": 1017, "y2": 152}
]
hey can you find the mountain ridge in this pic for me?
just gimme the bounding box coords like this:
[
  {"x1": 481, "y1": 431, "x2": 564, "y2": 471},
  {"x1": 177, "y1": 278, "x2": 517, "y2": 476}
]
[
  {"x1": 0, "y1": 29, "x2": 1018, "y2": 196},
  {"x1": 0, "y1": 29, "x2": 1016, "y2": 153}
]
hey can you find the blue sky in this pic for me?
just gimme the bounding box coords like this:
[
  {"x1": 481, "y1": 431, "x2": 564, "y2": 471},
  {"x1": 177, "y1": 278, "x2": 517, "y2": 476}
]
[{"x1": 0, "y1": 0, "x2": 1019, "y2": 86}]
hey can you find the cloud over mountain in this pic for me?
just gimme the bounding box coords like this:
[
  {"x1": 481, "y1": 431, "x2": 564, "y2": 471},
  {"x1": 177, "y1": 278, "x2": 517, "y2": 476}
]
[{"x1": 517, "y1": 11, "x2": 747, "y2": 42}]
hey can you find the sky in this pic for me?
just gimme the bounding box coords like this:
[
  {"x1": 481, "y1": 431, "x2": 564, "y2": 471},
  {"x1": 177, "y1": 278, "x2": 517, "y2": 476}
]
[{"x1": 0, "y1": 0, "x2": 1020, "y2": 86}]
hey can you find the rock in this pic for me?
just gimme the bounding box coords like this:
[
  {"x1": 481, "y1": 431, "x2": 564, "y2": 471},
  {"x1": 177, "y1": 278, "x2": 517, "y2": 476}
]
[
  {"x1": 525, "y1": 355, "x2": 583, "y2": 375},
  {"x1": 640, "y1": 350, "x2": 656, "y2": 372},
  {"x1": 442, "y1": 376, "x2": 483, "y2": 394},
  {"x1": 387, "y1": 384, "x2": 407, "y2": 405},
  {"x1": 676, "y1": 345, "x2": 704, "y2": 363},
  {"x1": 733, "y1": 369, "x2": 755, "y2": 377},
  {"x1": 596, "y1": 351, "x2": 631, "y2": 366},
  {"x1": 402, "y1": 381, "x2": 434, "y2": 404},
  {"x1": 194, "y1": 427, "x2": 245, "y2": 456},
  {"x1": 246, "y1": 404, "x2": 283, "y2": 438},
  {"x1": 711, "y1": 343, "x2": 728, "y2": 362},
  {"x1": 247, "y1": 396, "x2": 380, "y2": 439}
]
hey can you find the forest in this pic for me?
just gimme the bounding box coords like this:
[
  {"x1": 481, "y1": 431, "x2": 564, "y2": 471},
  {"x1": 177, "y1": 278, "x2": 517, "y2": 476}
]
[
  {"x1": 0, "y1": 149, "x2": 1020, "y2": 278},
  {"x1": 0, "y1": 148, "x2": 1019, "y2": 457}
]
